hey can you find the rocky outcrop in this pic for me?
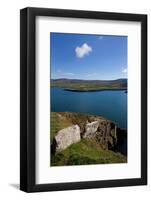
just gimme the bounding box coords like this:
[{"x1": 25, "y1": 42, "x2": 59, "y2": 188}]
[
  {"x1": 94, "y1": 122, "x2": 117, "y2": 150},
  {"x1": 52, "y1": 112, "x2": 126, "y2": 154},
  {"x1": 82, "y1": 119, "x2": 117, "y2": 150},
  {"x1": 83, "y1": 121, "x2": 99, "y2": 139},
  {"x1": 55, "y1": 125, "x2": 81, "y2": 152}
]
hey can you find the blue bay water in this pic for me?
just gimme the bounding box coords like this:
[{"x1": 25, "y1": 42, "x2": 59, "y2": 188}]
[{"x1": 51, "y1": 88, "x2": 127, "y2": 129}]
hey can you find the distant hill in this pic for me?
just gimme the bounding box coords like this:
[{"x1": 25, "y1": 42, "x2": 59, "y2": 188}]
[{"x1": 51, "y1": 78, "x2": 127, "y2": 92}]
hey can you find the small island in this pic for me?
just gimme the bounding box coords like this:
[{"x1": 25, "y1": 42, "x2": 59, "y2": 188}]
[
  {"x1": 51, "y1": 78, "x2": 127, "y2": 92},
  {"x1": 64, "y1": 88, "x2": 127, "y2": 92}
]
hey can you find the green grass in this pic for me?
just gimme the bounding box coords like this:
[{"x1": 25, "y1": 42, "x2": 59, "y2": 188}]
[
  {"x1": 50, "y1": 112, "x2": 73, "y2": 142},
  {"x1": 51, "y1": 139, "x2": 127, "y2": 166}
]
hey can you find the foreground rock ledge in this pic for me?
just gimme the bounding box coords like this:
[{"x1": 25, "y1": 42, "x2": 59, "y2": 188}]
[
  {"x1": 52, "y1": 112, "x2": 127, "y2": 155},
  {"x1": 55, "y1": 125, "x2": 81, "y2": 152}
]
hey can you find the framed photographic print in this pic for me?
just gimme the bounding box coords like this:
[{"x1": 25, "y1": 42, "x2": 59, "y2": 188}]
[{"x1": 20, "y1": 7, "x2": 147, "y2": 192}]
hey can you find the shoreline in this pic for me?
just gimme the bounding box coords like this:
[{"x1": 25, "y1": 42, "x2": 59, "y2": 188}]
[{"x1": 64, "y1": 88, "x2": 127, "y2": 92}]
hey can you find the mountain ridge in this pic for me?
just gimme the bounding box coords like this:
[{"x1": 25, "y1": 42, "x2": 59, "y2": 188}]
[{"x1": 51, "y1": 78, "x2": 127, "y2": 92}]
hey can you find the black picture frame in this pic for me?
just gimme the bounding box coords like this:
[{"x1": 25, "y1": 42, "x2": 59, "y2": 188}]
[{"x1": 20, "y1": 7, "x2": 147, "y2": 192}]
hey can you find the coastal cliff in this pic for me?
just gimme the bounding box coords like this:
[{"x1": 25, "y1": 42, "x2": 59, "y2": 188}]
[{"x1": 51, "y1": 112, "x2": 127, "y2": 166}]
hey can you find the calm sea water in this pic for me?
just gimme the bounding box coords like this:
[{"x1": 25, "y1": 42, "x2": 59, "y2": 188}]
[{"x1": 51, "y1": 88, "x2": 127, "y2": 129}]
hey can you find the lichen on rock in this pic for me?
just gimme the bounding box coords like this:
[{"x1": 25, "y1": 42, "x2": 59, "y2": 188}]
[
  {"x1": 83, "y1": 121, "x2": 99, "y2": 139},
  {"x1": 55, "y1": 124, "x2": 81, "y2": 152}
]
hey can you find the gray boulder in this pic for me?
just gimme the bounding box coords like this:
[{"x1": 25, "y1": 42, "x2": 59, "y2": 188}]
[
  {"x1": 55, "y1": 125, "x2": 81, "y2": 152},
  {"x1": 83, "y1": 121, "x2": 99, "y2": 139}
]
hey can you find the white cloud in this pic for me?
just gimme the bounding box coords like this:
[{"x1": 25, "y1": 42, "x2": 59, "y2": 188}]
[
  {"x1": 75, "y1": 43, "x2": 92, "y2": 58},
  {"x1": 86, "y1": 73, "x2": 97, "y2": 77},
  {"x1": 63, "y1": 72, "x2": 74, "y2": 76},
  {"x1": 122, "y1": 68, "x2": 127, "y2": 73},
  {"x1": 57, "y1": 70, "x2": 74, "y2": 77},
  {"x1": 57, "y1": 69, "x2": 61, "y2": 73},
  {"x1": 98, "y1": 36, "x2": 103, "y2": 40}
]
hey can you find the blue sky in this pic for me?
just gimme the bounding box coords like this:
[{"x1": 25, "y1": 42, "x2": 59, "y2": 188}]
[{"x1": 50, "y1": 33, "x2": 127, "y2": 80}]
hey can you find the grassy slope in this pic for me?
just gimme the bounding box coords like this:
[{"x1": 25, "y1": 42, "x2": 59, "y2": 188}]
[
  {"x1": 51, "y1": 112, "x2": 73, "y2": 142},
  {"x1": 51, "y1": 112, "x2": 127, "y2": 166},
  {"x1": 51, "y1": 139, "x2": 126, "y2": 166}
]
